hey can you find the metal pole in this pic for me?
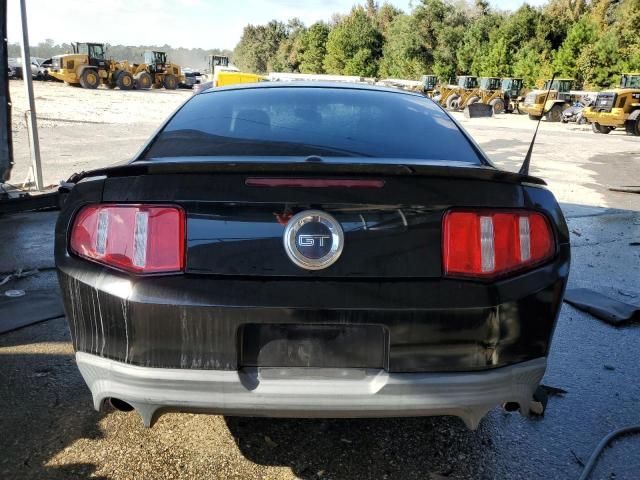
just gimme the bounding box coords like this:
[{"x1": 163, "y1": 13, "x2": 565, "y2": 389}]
[{"x1": 18, "y1": 0, "x2": 43, "y2": 190}]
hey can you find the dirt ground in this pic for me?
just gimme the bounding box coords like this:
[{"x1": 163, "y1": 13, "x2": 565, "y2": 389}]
[
  {"x1": 2, "y1": 80, "x2": 640, "y2": 479},
  {"x1": 7, "y1": 80, "x2": 640, "y2": 211}
]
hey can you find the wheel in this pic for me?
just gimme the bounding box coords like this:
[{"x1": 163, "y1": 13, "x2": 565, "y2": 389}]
[
  {"x1": 528, "y1": 114, "x2": 542, "y2": 120},
  {"x1": 163, "y1": 74, "x2": 178, "y2": 90},
  {"x1": 625, "y1": 118, "x2": 640, "y2": 136},
  {"x1": 135, "y1": 72, "x2": 152, "y2": 90},
  {"x1": 576, "y1": 114, "x2": 588, "y2": 125},
  {"x1": 592, "y1": 122, "x2": 612, "y2": 134},
  {"x1": 467, "y1": 96, "x2": 480, "y2": 106},
  {"x1": 116, "y1": 71, "x2": 134, "y2": 90},
  {"x1": 545, "y1": 104, "x2": 563, "y2": 122},
  {"x1": 79, "y1": 69, "x2": 100, "y2": 89},
  {"x1": 446, "y1": 95, "x2": 460, "y2": 111},
  {"x1": 490, "y1": 98, "x2": 505, "y2": 114}
]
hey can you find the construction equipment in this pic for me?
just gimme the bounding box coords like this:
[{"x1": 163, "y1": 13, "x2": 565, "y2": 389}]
[
  {"x1": 520, "y1": 78, "x2": 578, "y2": 122},
  {"x1": 376, "y1": 76, "x2": 437, "y2": 96},
  {"x1": 128, "y1": 51, "x2": 184, "y2": 90},
  {"x1": 49, "y1": 42, "x2": 134, "y2": 90},
  {"x1": 418, "y1": 74, "x2": 438, "y2": 97},
  {"x1": 204, "y1": 55, "x2": 231, "y2": 82},
  {"x1": 501, "y1": 78, "x2": 525, "y2": 113},
  {"x1": 436, "y1": 76, "x2": 479, "y2": 111},
  {"x1": 478, "y1": 77, "x2": 505, "y2": 114},
  {"x1": 216, "y1": 71, "x2": 265, "y2": 87},
  {"x1": 582, "y1": 73, "x2": 640, "y2": 136}
]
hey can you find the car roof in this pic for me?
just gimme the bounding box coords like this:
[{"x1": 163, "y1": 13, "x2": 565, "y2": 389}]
[{"x1": 201, "y1": 81, "x2": 424, "y2": 97}]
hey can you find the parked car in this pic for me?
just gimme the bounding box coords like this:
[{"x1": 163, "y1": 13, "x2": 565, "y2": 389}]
[
  {"x1": 9, "y1": 57, "x2": 44, "y2": 79},
  {"x1": 37, "y1": 58, "x2": 55, "y2": 80},
  {"x1": 562, "y1": 99, "x2": 592, "y2": 125},
  {"x1": 56, "y1": 83, "x2": 570, "y2": 430},
  {"x1": 7, "y1": 62, "x2": 16, "y2": 79},
  {"x1": 180, "y1": 68, "x2": 202, "y2": 88},
  {"x1": 8, "y1": 58, "x2": 20, "y2": 79}
]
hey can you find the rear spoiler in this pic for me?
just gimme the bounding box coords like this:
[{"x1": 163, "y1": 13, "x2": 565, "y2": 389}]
[{"x1": 65, "y1": 158, "x2": 547, "y2": 187}]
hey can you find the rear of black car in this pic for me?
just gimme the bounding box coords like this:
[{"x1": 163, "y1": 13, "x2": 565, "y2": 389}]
[{"x1": 56, "y1": 83, "x2": 569, "y2": 429}]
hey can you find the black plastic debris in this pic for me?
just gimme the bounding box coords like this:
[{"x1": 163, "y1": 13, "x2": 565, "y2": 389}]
[
  {"x1": 530, "y1": 384, "x2": 567, "y2": 417},
  {"x1": 0, "y1": 289, "x2": 64, "y2": 334},
  {"x1": 564, "y1": 288, "x2": 640, "y2": 326}
]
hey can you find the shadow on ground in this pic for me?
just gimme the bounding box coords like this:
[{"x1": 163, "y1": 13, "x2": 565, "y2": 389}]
[
  {"x1": 224, "y1": 415, "x2": 497, "y2": 479},
  {"x1": 0, "y1": 318, "x2": 108, "y2": 479}
]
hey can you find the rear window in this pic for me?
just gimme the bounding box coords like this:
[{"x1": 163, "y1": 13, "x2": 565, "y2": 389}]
[{"x1": 143, "y1": 86, "x2": 482, "y2": 163}]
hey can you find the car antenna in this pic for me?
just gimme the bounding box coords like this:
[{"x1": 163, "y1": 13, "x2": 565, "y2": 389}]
[{"x1": 519, "y1": 72, "x2": 557, "y2": 176}]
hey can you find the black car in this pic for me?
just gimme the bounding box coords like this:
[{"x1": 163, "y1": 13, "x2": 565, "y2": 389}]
[{"x1": 56, "y1": 83, "x2": 570, "y2": 429}]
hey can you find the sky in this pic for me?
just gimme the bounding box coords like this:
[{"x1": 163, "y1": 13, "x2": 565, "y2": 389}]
[{"x1": 7, "y1": 0, "x2": 548, "y2": 51}]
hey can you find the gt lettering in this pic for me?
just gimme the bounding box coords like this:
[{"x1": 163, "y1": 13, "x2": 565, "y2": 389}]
[{"x1": 298, "y1": 235, "x2": 331, "y2": 247}]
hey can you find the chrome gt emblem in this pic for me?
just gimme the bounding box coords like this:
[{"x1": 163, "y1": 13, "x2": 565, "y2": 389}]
[{"x1": 283, "y1": 210, "x2": 344, "y2": 270}]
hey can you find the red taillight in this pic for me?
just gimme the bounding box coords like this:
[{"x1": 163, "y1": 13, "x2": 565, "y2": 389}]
[
  {"x1": 70, "y1": 204, "x2": 185, "y2": 274},
  {"x1": 443, "y1": 210, "x2": 554, "y2": 278}
]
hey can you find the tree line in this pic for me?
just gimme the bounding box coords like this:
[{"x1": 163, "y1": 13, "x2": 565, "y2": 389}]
[
  {"x1": 7, "y1": 40, "x2": 231, "y2": 71},
  {"x1": 232, "y1": 0, "x2": 640, "y2": 89}
]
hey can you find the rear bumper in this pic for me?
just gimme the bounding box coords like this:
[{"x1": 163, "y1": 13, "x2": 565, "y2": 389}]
[
  {"x1": 58, "y1": 249, "x2": 569, "y2": 373},
  {"x1": 77, "y1": 352, "x2": 546, "y2": 429}
]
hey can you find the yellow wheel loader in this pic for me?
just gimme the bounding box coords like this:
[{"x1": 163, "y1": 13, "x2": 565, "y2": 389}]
[
  {"x1": 501, "y1": 78, "x2": 526, "y2": 114},
  {"x1": 520, "y1": 78, "x2": 577, "y2": 122},
  {"x1": 435, "y1": 76, "x2": 478, "y2": 111},
  {"x1": 418, "y1": 74, "x2": 438, "y2": 97},
  {"x1": 582, "y1": 73, "x2": 640, "y2": 136},
  {"x1": 49, "y1": 42, "x2": 133, "y2": 90},
  {"x1": 477, "y1": 77, "x2": 505, "y2": 114},
  {"x1": 129, "y1": 51, "x2": 184, "y2": 90}
]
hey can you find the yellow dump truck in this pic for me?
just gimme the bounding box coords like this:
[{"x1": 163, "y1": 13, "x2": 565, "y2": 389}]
[
  {"x1": 582, "y1": 73, "x2": 640, "y2": 136},
  {"x1": 50, "y1": 42, "x2": 134, "y2": 90}
]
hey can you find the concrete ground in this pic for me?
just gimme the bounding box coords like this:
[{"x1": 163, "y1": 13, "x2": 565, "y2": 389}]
[{"x1": 1, "y1": 80, "x2": 639, "y2": 479}]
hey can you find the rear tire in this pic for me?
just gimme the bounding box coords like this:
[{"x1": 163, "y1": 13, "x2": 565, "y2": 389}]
[
  {"x1": 545, "y1": 104, "x2": 563, "y2": 122},
  {"x1": 624, "y1": 117, "x2": 640, "y2": 136},
  {"x1": 592, "y1": 122, "x2": 612, "y2": 134},
  {"x1": 446, "y1": 95, "x2": 460, "y2": 111},
  {"x1": 135, "y1": 72, "x2": 152, "y2": 90},
  {"x1": 490, "y1": 98, "x2": 505, "y2": 114},
  {"x1": 116, "y1": 71, "x2": 134, "y2": 90},
  {"x1": 163, "y1": 74, "x2": 178, "y2": 90},
  {"x1": 79, "y1": 69, "x2": 100, "y2": 89}
]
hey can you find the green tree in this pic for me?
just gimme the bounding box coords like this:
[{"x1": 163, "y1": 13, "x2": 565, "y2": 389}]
[
  {"x1": 234, "y1": 20, "x2": 288, "y2": 73},
  {"x1": 378, "y1": 14, "x2": 427, "y2": 78},
  {"x1": 323, "y1": 7, "x2": 383, "y2": 77},
  {"x1": 553, "y1": 17, "x2": 598, "y2": 84},
  {"x1": 299, "y1": 22, "x2": 331, "y2": 74}
]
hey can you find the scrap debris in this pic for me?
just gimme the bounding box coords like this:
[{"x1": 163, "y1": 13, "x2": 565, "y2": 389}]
[
  {"x1": 564, "y1": 288, "x2": 640, "y2": 326},
  {"x1": 0, "y1": 268, "x2": 41, "y2": 287}
]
